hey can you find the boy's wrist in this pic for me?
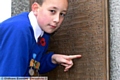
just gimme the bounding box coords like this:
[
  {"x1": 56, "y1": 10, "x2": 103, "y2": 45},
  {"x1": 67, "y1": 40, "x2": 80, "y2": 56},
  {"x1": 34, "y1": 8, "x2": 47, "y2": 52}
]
[{"x1": 51, "y1": 54, "x2": 58, "y2": 64}]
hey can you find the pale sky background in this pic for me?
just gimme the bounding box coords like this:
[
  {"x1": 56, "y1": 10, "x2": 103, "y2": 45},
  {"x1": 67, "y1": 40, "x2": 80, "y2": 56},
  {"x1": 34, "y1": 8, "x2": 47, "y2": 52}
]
[{"x1": 0, "y1": 0, "x2": 11, "y2": 22}]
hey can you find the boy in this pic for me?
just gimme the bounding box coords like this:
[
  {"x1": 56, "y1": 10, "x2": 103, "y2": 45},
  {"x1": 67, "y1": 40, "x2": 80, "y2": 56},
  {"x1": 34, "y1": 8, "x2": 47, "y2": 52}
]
[{"x1": 0, "y1": 0, "x2": 81, "y2": 76}]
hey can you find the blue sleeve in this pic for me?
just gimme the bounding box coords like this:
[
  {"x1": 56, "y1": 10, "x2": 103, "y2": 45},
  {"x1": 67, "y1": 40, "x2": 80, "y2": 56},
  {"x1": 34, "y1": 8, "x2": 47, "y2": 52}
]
[
  {"x1": 39, "y1": 52, "x2": 58, "y2": 74},
  {"x1": 0, "y1": 23, "x2": 32, "y2": 76}
]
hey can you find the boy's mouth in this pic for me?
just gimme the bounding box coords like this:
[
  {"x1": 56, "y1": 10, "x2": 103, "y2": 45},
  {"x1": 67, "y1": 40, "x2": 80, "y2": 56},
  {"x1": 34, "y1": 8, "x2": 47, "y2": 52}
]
[{"x1": 49, "y1": 24, "x2": 57, "y2": 28}]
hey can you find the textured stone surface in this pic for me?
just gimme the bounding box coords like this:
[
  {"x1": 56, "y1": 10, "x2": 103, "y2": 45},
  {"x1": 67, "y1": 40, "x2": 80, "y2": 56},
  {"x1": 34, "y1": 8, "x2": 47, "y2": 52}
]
[
  {"x1": 109, "y1": 0, "x2": 120, "y2": 80},
  {"x1": 45, "y1": 0, "x2": 109, "y2": 80},
  {"x1": 12, "y1": 0, "x2": 29, "y2": 16}
]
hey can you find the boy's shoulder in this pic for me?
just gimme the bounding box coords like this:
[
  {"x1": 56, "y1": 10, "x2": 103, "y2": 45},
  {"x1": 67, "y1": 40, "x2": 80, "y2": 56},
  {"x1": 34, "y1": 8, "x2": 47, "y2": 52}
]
[
  {"x1": 0, "y1": 12, "x2": 33, "y2": 34},
  {"x1": 1, "y1": 12, "x2": 30, "y2": 26},
  {"x1": 8, "y1": 12, "x2": 30, "y2": 23}
]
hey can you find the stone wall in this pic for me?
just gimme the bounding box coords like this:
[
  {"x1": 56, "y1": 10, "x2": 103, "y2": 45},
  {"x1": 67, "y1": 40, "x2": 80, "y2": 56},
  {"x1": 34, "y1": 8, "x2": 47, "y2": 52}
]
[
  {"x1": 12, "y1": 0, "x2": 29, "y2": 16},
  {"x1": 109, "y1": 0, "x2": 120, "y2": 80}
]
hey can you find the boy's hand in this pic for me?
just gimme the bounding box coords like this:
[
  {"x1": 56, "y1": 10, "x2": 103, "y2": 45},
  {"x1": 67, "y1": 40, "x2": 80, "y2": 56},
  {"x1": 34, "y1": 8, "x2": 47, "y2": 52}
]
[{"x1": 52, "y1": 54, "x2": 82, "y2": 72}]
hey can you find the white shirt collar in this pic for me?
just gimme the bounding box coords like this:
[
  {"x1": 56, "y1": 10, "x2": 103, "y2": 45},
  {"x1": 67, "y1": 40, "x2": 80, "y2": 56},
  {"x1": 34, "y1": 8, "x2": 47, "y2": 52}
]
[{"x1": 28, "y1": 11, "x2": 44, "y2": 42}]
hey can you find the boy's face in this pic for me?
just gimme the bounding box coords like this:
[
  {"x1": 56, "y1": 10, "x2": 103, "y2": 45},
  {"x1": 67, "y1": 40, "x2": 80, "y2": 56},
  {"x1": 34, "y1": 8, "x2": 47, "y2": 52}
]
[{"x1": 32, "y1": 0, "x2": 68, "y2": 33}]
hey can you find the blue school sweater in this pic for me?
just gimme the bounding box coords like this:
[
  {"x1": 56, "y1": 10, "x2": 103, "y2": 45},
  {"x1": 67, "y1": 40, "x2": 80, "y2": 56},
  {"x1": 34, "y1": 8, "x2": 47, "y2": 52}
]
[{"x1": 0, "y1": 12, "x2": 57, "y2": 76}]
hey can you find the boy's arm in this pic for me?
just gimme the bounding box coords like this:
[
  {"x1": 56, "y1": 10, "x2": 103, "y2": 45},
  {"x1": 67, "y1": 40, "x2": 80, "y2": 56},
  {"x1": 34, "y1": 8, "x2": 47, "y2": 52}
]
[
  {"x1": 0, "y1": 24, "x2": 31, "y2": 76},
  {"x1": 39, "y1": 52, "x2": 58, "y2": 74}
]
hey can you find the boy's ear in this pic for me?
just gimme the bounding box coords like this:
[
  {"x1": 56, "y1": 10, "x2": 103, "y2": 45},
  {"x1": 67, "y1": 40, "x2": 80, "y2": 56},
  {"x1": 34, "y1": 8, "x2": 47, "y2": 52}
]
[{"x1": 31, "y1": 2, "x2": 40, "y2": 16}]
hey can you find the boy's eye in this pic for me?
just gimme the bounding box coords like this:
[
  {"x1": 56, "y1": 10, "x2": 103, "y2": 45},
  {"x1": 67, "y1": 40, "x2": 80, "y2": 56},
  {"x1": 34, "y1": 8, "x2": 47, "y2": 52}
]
[
  {"x1": 50, "y1": 10, "x2": 56, "y2": 14},
  {"x1": 60, "y1": 13, "x2": 66, "y2": 17}
]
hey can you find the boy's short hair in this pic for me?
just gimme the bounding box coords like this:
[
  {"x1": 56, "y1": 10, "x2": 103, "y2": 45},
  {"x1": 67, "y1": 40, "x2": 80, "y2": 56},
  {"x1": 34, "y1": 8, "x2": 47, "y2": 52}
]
[
  {"x1": 30, "y1": 0, "x2": 44, "y2": 5},
  {"x1": 30, "y1": 0, "x2": 68, "y2": 6}
]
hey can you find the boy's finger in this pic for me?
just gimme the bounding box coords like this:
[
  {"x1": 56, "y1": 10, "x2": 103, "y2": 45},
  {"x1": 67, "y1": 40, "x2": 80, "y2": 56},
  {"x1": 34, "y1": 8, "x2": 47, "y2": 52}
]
[
  {"x1": 68, "y1": 55, "x2": 82, "y2": 60},
  {"x1": 61, "y1": 63, "x2": 69, "y2": 67}
]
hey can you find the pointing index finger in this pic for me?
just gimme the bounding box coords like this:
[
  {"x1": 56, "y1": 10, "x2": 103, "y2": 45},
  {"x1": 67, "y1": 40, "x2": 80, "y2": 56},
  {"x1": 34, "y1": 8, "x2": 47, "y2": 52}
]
[{"x1": 68, "y1": 55, "x2": 82, "y2": 60}]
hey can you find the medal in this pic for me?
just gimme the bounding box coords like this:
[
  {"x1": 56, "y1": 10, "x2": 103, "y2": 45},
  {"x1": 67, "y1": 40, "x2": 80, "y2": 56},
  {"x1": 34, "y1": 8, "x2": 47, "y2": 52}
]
[
  {"x1": 29, "y1": 68, "x2": 34, "y2": 76},
  {"x1": 29, "y1": 59, "x2": 35, "y2": 76},
  {"x1": 35, "y1": 61, "x2": 40, "y2": 70},
  {"x1": 30, "y1": 59, "x2": 34, "y2": 67}
]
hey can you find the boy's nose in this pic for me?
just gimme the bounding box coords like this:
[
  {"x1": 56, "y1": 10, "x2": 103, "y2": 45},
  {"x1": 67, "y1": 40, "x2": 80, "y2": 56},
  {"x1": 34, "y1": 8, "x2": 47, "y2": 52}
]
[{"x1": 53, "y1": 14, "x2": 60, "y2": 23}]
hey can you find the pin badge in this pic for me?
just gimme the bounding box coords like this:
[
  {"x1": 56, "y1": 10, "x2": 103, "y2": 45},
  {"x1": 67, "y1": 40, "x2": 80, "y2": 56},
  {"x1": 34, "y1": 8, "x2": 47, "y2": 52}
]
[{"x1": 33, "y1": 53, "x2": 36, "y2": 59}]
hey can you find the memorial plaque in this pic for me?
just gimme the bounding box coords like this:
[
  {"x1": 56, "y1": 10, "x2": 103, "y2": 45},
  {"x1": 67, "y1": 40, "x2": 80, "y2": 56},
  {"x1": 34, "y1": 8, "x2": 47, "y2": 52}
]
[{"x1": 30, "y1": 0, "x2": 109, "y2": 80}]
